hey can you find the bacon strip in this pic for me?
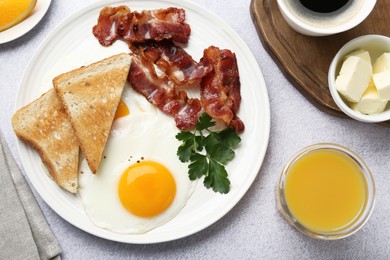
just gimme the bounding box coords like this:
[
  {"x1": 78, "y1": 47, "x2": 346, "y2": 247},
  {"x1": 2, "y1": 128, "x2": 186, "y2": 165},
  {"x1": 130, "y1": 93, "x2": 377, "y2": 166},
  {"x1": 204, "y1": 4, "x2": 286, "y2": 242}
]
[
  {"x1": 127, "y1": 54, "x2": 201, "y2": 130},
  {"x1": 200, "y1": 46, "x2": 244, "y2": 132},
  {"x1": 132, "y1": 40, "x2": 212, "y2": 86},
  {"x1": 92, "y1": 6, "x2": 130, "y2": 46},
  {"x1": 93, "y1": 6, "x2": 191, "y2": 46}
]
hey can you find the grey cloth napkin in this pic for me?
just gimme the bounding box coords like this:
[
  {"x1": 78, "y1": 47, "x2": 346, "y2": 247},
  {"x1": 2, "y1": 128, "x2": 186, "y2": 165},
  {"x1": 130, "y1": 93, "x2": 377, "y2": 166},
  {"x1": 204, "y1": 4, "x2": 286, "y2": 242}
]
[{"x1": 0, "y1": 132, "x2": 61, "y2": 260}]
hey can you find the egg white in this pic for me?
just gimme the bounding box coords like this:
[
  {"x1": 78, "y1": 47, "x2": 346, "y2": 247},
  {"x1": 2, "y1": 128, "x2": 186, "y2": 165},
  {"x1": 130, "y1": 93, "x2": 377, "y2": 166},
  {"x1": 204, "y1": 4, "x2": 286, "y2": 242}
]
[{"x1": 78, "y1": 87, "x2": 197, "y2": 234}]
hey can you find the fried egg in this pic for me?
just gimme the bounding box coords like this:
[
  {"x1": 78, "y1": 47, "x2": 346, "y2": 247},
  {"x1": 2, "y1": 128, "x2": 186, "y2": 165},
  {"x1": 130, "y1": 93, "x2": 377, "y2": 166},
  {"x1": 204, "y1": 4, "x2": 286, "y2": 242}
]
[{"x1": 78, "y1": 87, "x2": 196, "y2": 234}]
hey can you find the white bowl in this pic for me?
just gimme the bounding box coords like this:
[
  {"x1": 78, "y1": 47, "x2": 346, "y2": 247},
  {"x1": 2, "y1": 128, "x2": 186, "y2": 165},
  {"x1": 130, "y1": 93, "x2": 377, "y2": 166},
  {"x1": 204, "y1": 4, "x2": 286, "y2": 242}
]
[
  {"x1": 328, "y1": 35, "x2": 390, "y2": 123},
  {"x1": 277, "y1": 0, "x2": 377, "y2": 36}
]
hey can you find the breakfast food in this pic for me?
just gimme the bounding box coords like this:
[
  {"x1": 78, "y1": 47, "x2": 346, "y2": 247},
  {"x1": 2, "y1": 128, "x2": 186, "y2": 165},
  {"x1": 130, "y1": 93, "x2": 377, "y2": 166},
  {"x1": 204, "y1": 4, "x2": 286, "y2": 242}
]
[
  {"x1": 128, "y1": 53, "x2": 202, "y2": 130},
  {"x1": 373, "y1": 71, "x2": 390, "y2": 100},
  {"x1": 78, "y1": 87, "x2": 196, "y2": 233},
  {"x1": 94, "y1": 6, "x2": 204, "y2": 130},
  {"x1": 132, "y1": 40, "x2": 212, "y2": 86},
  {"x1": 12, "y1": 54, "x2": 132, "y2": 192},
  {"x1": 373, "y1": 52, "x2": 390, "y2": 72},
  {"x1": 0, "y1": 0, "x2": 37, "y2": 32},
  {"x1": 373, "y1": 52, "x2": 390, "y2": 100},
  {"x1": 335, "y1": 49, "x2": 390, "y2": 114},
  {"x1": 93, "y1": 6, "x2": 244, "y2": 133},
  {"x1": 299, "y1": 0, "x2": 350, "y2": 13},
  {"x1": 200, "y1": 46, "x2": 244, "y2": 133},
  {"x1": 280, "y1": 145, "x2": 371, "y2": 236},
  {"x1": 92, "y1": 6, "x2": 191, "y2": 46},
  {"x1": 345, "y1": 49, "x2": 371, "y2": 63},
  {"x1": 93, "y1": 5, "x2": 244, "y2": 194},
  {"x1": 12, "y1": 89, "x2": 79, "y2": 193},
  {"x1": 10, "y1": 3, "x2": 248, "y2": 238},
  {"x1": 53, "y1": 53, "x2": 131, "y2": 174},
  {"x1": 350, "y1": 79, "x2": 387, "y2": 115},
  {"x1": 335, "y1": 55, "x2": 372, "y2": 102},
  {"x1": 53, "y1": 54, "x2": 132, "y2": 174}
]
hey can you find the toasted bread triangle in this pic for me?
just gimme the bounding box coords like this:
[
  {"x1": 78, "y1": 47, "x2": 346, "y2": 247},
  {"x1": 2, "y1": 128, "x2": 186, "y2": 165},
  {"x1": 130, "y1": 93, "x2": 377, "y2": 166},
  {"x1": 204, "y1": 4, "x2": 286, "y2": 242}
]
[
  {"x1": 53, "y1": 53, "x2": 132, "y2": 173},
  {"x1": 12, "y1": 89, "x2": 79, "y2": 193}
]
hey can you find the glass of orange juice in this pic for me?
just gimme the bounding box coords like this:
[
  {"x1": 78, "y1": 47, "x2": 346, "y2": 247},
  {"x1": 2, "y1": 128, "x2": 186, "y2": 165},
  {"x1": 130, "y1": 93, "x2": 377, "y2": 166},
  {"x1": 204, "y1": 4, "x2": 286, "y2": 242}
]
[{"x1": 277, "y1": 143, "x2": 375, "y2": 239}]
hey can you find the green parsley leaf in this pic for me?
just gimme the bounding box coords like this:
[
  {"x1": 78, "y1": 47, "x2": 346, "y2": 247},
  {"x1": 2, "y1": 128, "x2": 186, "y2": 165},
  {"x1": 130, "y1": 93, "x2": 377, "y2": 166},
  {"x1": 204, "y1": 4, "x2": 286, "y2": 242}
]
[
  {"x1": 175, "y1": 131, "x2": 193, "y2": 142},
  {"x1": 194, "y1": 136, "x2": 204, "y2": 151},
  {"x1": 176, "y1": 112, "x2": 241, "y2": 194},
  {"x1": 203, "y1": 132, "x2": 220, "y2": 149},
  {"x1": 188, "y1": 154, "x2": 208, "y2": 180},
  {"x1": 207, "y1": 144, "x2": 235, "y2": 165},
  {"x1": 176, "y1": 130, "x2": 205, "y2": 162},
  {"x1": 177, "y1": 139, "x2": 194, "y2": 162},
  {"x1": 204, "y1": 159, "x2": 230, "y2": 194},
  {"x1": 196, "y1": 112, "x2": 215, "y2": 130},
  {"x1": 218, "y1": 127, "x2": 241, "y2": 148}
]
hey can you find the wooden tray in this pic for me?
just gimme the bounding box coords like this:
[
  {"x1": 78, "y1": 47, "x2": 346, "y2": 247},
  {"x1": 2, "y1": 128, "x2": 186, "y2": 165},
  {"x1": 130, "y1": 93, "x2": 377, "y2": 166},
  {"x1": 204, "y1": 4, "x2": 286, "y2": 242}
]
[{"x1": 251, "y1": 0, "x2": 390, "y2": 126}]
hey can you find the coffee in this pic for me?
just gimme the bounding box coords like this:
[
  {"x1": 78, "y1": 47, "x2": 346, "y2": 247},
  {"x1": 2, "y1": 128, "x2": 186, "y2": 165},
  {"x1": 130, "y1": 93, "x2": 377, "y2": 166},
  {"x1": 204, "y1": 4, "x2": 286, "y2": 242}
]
[
  {"x1": 299, "y1": 0, "x2": 350, "y2": 13},
  {"x1": 277, "y1": 0, "x2": 376, "y2": 36},
  {"x1": 281, "y1": 0, "x2": 364, "y2": 29}
]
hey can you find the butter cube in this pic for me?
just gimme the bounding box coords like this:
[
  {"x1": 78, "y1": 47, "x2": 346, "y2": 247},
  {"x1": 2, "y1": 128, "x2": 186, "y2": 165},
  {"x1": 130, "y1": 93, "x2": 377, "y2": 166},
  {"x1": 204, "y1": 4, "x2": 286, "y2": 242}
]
[
  {"x1": 373, "y1": 53, "x2": 390, "y2": 73},
  {"x1": 346, "y1": 49, "x2": 371, "y2": 64},
  {"x1": 335, "y1": 56, "x2": 372, "y2": 102},
  {"x1": 373, "y1": 69, "x2": 390, "y2": 100},
  {"x1": 350, "y1": 80, "x2": 387, "y2": 114}
]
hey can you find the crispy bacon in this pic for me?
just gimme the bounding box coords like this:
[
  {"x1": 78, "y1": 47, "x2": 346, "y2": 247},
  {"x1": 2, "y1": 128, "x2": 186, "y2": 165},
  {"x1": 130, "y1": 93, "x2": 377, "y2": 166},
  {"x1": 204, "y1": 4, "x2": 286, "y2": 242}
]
[
  {"x1": 200, "y1": 46, "x2": 244, "y2": 132},
  {"x1": 93, "y1": 6, "x2": 244, "y2": 132},
  {"x1": 93, "y1": 6, "x2": 191, "y2": 46},
  {"x1": 127, "y1": 54, "x2": 201, "y2": 130},
  {"x1": 92, "y1": 6, "x2": 131, "y2": 46},
  {"x1": 131, "y1": 40, "x2": 212, "y2": 86}
]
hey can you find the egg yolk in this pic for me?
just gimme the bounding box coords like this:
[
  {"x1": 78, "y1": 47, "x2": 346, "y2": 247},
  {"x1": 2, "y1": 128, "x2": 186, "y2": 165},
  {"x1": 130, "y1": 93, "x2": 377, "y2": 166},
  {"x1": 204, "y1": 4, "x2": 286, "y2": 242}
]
[
  {"x1": 118, "y1": 161, "x2": 176, "y2": 218},
  {"x1": 114, "y1": 100, "x2": 129, "y2": 120}
]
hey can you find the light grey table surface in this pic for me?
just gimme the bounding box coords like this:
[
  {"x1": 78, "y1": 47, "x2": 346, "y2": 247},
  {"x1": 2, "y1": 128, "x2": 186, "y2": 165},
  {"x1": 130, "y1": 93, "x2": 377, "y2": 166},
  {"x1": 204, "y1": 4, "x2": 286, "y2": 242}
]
[{"x1": 1, "y1": 0, "x2": 390, "y2": 259}]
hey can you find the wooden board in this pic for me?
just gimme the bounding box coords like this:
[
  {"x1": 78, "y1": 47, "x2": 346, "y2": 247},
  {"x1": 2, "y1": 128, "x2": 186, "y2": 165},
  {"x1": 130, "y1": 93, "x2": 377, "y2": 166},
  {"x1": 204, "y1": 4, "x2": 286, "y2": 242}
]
[{"x1": 251, "y1": 0, "x2": 390, "y2": 126}]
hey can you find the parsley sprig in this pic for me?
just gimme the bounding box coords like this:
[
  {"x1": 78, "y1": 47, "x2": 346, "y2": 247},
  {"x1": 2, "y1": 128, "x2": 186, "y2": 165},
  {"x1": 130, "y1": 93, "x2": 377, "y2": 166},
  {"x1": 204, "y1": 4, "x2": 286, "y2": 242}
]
[{"x1": 176, "y1": 113, "x2": 241, "y2": 194}]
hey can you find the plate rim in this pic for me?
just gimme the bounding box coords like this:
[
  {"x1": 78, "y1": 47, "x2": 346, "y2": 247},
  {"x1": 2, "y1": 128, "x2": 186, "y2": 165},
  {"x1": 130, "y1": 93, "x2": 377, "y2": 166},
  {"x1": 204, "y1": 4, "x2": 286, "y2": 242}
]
[{"x1": 14, "y1": 0, "x2": 271, "y2": 244}]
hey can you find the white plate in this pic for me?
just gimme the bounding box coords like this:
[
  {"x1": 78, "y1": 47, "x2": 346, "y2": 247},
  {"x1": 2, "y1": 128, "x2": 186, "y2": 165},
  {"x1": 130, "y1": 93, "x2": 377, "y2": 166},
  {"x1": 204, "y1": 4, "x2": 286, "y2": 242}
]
[
  {"x1": 15, "y1": 0, "x2": 270, "y2": 243},
  {"x1": 0, "y1": 0, "x2": 51, "y2": 44}
]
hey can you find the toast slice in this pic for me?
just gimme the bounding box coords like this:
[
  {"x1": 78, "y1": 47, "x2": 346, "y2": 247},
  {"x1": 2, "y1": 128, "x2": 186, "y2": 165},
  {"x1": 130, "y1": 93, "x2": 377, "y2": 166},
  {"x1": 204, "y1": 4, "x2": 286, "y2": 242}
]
[
  {"x1": 53, "y1": 53, "x2": 132, "y2": 173},
  {"x1": 12, "y1": 89, "x2": 79, "y2": 193}
]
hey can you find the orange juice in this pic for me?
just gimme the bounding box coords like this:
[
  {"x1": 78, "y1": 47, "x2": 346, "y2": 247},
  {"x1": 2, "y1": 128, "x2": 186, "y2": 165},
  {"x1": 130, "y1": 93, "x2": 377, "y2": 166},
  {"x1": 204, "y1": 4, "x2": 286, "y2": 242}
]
[{"x1": 284, "y1": 148, "x2": 366, "y2": 233}]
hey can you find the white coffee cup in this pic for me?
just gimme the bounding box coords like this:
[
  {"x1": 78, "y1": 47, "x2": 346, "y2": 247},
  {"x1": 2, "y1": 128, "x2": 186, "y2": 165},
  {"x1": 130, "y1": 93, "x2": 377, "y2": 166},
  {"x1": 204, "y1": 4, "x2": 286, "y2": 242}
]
[{"x1": 277, "y1": 0, "x2": 377, "y2": 36}]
